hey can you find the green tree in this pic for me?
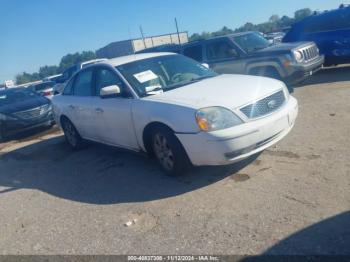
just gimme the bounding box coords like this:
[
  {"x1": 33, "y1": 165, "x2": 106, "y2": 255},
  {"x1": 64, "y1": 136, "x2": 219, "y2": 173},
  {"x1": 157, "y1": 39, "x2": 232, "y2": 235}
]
[
  {"x1": 280, "y1": 15, "x2": 294, "y2": 27},
  {"x1": 269, "y1": 15, "x2": 280, "y2": 23},
  {"x1": 58, "y1": 51, "x2": 96, "y2": 71},
  {"x1": 38, "y1": 65, "x2": 59, "y2": 79},
  {"x1": 189, "y1": 31, "x2": 212, "y2": 41},
  {"x1": 294, "y1": 8, "x2": 312, "y2": 21},
  {"x1": 15, "y1": 72, "x2": 40, "y2": 85}
]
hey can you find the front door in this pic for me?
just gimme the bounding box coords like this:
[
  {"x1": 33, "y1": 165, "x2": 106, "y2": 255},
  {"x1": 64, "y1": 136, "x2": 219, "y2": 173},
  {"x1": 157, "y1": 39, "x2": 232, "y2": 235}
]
[
  {"x1": 204, "y1": 39, "x2": 245, "y2": 74},
  {"x1": 90, "y1": 66, "x2": 138, "y2": 150}
]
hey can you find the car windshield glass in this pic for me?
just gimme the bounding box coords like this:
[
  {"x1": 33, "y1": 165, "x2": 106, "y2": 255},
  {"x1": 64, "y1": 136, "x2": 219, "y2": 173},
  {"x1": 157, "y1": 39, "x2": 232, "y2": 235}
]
[
  {"x1": 233, "y1": 32, "x2": 270, "y2": 53},
  {"x1": 0, "y1": 88, "x2": 38, "y2": 107},
  {"x1": 116, "y1": 55, "x2": 217, "y2": 97}
]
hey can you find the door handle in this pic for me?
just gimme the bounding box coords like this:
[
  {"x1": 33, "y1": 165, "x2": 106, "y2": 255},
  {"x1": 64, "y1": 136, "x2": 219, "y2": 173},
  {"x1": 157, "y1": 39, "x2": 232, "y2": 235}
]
[
  {"x1": 95, "y1": 108, "x2": 104, "y2": 114},
  {"x1": 69, "y1": 105, "x2": 75, "y2": 110}
]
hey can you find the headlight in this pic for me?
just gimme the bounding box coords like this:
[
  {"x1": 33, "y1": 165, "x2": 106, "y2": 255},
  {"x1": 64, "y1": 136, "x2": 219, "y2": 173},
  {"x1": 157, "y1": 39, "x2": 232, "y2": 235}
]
[
  {"x1": 293, "y1": 50, "x2": 304, "y2": 62},
  {"x1": 195, "y1": 107, "x2": 243, "y2": 132}
]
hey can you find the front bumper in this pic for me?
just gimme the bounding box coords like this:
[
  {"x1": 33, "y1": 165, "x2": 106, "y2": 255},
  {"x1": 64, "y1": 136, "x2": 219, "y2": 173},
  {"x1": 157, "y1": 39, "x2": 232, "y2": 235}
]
[
  {"x1": 1, "y1": 112, "x2": 54, "y2": 137},
  {"x1": 176, "y1": 96, "x2": 298, "y2": 166},
  {"x1": 285, "y1": 55, "x2": 325, "y2": 85}
]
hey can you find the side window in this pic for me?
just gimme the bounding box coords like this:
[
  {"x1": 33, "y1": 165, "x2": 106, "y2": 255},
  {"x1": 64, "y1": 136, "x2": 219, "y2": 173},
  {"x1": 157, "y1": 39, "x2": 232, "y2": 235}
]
[
  {"x1": 95, "y1": 68, "x2": 129, "y2": 97},
  {"x1": 62, "y1": 77, "x2": 74, "y2": 95},
  {"x1": 73, "y1": 69, "x2": 93, "y2": 96},
  {"x1": 206, "y1": 40, "x2": 239, "y2": 60},
  {"x1": 183, "y1": 45, "x2": 203, "y2": 61}
]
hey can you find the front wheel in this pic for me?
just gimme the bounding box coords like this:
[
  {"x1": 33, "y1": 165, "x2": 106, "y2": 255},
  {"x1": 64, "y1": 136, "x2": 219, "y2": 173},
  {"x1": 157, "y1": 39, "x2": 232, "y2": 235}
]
[
  {"x1": 151, "y1": 127, "x2": 191, "y2": 176},
  {"x1": 61, "y1": 118, "x2": 85, "y2": 150}
]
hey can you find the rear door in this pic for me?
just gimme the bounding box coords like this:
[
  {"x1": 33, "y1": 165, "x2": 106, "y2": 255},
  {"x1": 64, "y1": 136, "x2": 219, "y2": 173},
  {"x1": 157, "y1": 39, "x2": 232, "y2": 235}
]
[
  {"x1": 203, "y1": 38, "x2": 245, "y2": 74},
  {"x1": 68, "y1": 68, "x2": 96, "y2": 139}
]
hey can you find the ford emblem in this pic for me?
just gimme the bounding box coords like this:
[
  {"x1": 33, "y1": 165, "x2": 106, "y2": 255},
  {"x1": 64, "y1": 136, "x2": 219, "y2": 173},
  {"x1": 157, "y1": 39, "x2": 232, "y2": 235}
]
[{"x1": 267, "y1": 100, "x2": 277, "y2": 109}]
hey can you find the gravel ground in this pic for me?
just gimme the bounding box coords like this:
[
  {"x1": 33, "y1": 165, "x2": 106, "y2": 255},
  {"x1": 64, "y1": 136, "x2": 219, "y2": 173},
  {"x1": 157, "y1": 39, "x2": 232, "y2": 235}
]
[{"x1": 0, "y1": 66, "x2": 349, "y2": 255}]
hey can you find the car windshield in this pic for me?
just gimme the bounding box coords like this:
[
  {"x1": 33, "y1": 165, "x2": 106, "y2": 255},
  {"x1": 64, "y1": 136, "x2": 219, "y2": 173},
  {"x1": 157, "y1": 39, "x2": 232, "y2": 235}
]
[
  {"x1": 0, "y1": 88, "x2": 38, "y2": 107},
  {"x1": 233, "y1": 32, "x2": 270, "y2": 53},
  {"x1": 116, "y1": 55, "x2": 217, "y2": 97}
]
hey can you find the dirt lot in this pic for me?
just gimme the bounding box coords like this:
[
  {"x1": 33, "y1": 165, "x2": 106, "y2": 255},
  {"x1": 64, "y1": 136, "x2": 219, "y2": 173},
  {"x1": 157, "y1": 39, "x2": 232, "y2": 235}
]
[{"x1": 0, "y1": 66, "x2": 349, "y2": 255}]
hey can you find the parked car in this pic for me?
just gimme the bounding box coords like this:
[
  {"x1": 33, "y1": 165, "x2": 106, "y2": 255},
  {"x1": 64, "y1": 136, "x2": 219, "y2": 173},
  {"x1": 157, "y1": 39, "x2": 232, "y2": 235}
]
[
  {"x1": 52, "y1": 53, "x2": 298, "y2": 175},
  {"x1": 138, "y1": 32, "x2": 324, "y2": 89},
  {"x1": 0, "y1": 88, "x2": 54, "y2": 140},
  {"x1": 265, "y1": 32, "x2": 285, "y2": 44},
  {"x1": 29, "y1": 81, "x2": 55, "y2": 99},
  {"x1": 53, "y1": 59, "x2": 107, "y2": 95},
  {"x1": 283, "y1": 5, "x2": 350, "y2": 66}
]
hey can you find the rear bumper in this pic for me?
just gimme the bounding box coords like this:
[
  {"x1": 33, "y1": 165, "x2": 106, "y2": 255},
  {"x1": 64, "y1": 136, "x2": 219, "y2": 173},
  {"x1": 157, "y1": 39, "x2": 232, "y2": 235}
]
[
  {"x1": 285, "y1": 55, "x2": 324, "y2": 84},
  {"x1": 176, "y1": 96, "x2": 298, "y2": 166}
]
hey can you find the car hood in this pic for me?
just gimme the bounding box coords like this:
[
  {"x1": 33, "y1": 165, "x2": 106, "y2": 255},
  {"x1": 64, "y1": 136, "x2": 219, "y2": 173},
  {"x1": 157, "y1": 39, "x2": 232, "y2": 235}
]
[
  {"x1": 254, "y1": 41, "x2": 313, "y2": 55},
  {"x1": 0, "y1": 96, "x2": 49, "y2": 115},
  {"x1": 143, "y1": 74, "x2": 285, "y2": 110}
]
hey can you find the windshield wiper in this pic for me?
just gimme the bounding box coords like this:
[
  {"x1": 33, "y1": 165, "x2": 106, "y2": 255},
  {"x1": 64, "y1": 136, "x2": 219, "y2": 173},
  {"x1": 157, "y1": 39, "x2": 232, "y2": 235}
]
[
  {"x1": 188, "y1": 75, "x2": 216, "y2": 83},
  {"x1": 164, "y1": 75, "x2": 216, "y2": 92}
]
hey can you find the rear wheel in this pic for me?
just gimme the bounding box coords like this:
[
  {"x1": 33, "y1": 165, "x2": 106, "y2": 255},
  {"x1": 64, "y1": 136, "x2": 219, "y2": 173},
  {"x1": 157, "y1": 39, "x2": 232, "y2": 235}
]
[
  {"x1": 61, "y1": 118, "x2": 85, "y2": 149},
  {"x1": 151, "y1": 126, "x2": 191, "y2": 176}
]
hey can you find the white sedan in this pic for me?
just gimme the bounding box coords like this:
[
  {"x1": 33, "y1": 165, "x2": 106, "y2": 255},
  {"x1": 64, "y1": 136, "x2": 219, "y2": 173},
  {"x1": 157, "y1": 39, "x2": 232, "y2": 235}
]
[{"x1": 52, "y1": 53, "x2": 298, "y2": 175}]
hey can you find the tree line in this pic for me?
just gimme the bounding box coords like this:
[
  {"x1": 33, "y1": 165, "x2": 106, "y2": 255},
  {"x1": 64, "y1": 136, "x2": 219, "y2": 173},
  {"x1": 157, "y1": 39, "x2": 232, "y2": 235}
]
[
  {"x1": 15, "y1": 8, "x2": 312, "y2": 85},
  {"x1": 188, "y1": 8, "x2": 312, "y2": 41},
  {"x1": 16, "y1": 51, "x2": 97, "y2": 84}
]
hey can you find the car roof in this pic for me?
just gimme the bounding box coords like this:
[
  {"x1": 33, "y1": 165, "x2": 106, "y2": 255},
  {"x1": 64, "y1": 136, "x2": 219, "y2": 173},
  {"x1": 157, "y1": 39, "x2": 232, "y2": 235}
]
[
  {"x1": 99, "y1": 52, "x2": 176, "y2": 67},
  {"x1": 182, "y1": 31, "x2": 256, "y2": 46},
  {"x1": 80, "y1": 58, "x2": 108, "y2": 66},
  {"x1": 296, "y1": 5, "x2": 350, "y2": 25},
  {"x1": 31, "y1": 81, "x2": 55, "y2": 87}
]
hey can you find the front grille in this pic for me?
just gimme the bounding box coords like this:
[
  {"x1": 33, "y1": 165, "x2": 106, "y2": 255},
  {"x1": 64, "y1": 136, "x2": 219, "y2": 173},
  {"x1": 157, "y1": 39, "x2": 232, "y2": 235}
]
[
  {"x1": 240, "y1": 90, "x2": 285, "y2": 119},
  {"x1": 13, "y1": 104, "x2": 51, "y2": 120},
  {"x1": 301, "y1": 45, "x2": 318, "y2": 62}
]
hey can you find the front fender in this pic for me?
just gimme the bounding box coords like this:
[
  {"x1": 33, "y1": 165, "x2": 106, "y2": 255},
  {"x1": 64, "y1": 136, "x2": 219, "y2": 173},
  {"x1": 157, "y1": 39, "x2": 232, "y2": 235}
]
[
  {"x1": 131, "y1": 99, "x2": 199, "y2": 151},
  {"x1": 245, "y1": 57, "x2": 287, "y2": 77}
]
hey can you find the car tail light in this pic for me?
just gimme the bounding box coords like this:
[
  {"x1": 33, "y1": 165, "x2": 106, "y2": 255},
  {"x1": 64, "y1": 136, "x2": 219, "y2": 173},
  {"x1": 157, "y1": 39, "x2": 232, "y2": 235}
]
[{"x1": 43, "y1": 91, "x2": 53, "y2": 96}]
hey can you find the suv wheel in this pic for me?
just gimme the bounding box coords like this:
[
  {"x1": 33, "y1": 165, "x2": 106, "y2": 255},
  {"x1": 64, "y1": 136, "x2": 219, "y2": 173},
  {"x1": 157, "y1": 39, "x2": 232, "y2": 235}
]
[
  {"x1": 151, "y1": 126, "x2": 191, "y2": 176},
  {"x1": 62, "y1": 118, "x2": 84, "y2": 149}
]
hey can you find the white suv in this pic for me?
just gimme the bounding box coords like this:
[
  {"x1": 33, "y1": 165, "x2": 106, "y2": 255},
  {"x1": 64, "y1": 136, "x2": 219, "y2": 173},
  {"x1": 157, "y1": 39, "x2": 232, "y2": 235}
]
[{"x1": 52, "y1": 53, "x2": 298, "y2": 175}]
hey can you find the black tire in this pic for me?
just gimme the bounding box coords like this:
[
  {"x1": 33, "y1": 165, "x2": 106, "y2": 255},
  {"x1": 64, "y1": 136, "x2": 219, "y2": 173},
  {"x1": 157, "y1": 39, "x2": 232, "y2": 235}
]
[
  {"x1": 151, "y1": 126, "x2": 191, "y2": 176},
  {"x1": 61, "y1": 118, "x2": 85, "y2": 150}
]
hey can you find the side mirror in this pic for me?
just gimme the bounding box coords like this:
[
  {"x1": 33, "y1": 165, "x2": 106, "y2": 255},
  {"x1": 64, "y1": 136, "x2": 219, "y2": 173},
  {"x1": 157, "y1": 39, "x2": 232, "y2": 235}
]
[
  {"x1": 201, "y1": 63, "x2": 210, "y2": 69},
  {"x1": 100, "y1": 85, "x2": 121, "y2": 98}
]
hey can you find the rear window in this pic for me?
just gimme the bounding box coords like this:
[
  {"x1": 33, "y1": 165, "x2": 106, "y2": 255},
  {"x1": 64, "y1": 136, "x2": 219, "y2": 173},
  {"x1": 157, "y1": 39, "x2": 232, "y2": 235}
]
[{"x1": 0, "y1": 89, "x2": 38, "y2": 106}]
